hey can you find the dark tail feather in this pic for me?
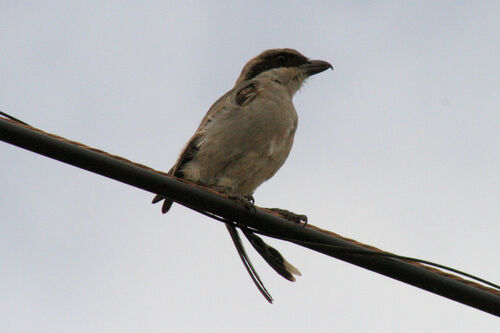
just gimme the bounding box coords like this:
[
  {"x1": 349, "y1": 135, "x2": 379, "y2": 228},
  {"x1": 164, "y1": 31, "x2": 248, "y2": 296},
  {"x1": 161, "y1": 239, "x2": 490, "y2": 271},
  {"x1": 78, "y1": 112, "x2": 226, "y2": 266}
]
[
  {"x1": 152, "y1": 194, "x2": 163, "y2": 204},
  {"x1": 242, "y1": 229, "x2": 301, "y2": 282},
  {"x1": 152, "y1": 195, "x2": 174, "y2": 214},
  {"x1": 225, "y1": 224, "x2": 273, "y2": 303}
]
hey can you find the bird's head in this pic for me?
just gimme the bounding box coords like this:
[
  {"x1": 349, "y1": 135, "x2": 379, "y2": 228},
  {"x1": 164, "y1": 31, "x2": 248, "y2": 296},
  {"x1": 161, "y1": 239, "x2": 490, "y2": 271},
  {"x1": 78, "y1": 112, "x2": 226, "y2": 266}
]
[{"x1": 235, "y1": 48, "x2": 332, "y2": 95}]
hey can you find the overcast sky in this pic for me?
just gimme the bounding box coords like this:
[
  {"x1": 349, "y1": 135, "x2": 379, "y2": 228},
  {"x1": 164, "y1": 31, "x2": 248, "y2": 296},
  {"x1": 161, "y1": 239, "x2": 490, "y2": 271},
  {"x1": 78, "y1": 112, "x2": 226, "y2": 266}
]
[{"x1": 1, "y1": 1, "x2": 499, "y2": 332}]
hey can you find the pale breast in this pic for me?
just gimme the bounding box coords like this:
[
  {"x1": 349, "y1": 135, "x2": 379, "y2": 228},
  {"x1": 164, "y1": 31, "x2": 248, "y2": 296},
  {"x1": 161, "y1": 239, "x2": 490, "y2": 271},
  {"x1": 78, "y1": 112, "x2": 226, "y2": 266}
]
[{"x1": 180, "y1": 77, "x2": 298, "y2": 194}]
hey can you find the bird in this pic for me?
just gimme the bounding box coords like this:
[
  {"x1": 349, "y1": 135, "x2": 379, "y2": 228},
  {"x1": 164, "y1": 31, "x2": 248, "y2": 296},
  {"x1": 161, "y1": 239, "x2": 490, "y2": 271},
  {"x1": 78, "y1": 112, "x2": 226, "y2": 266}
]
[{"x1": 152, "y1": 48, "x2": 332, "y2": 302}]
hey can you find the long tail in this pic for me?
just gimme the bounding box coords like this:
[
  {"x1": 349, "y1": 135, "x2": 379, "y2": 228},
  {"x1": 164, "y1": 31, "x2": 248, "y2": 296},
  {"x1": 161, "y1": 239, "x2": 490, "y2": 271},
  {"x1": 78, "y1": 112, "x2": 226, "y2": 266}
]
[
  {"x1": 152, "y1": 195, "x2": 300, "y2": 302},
  {"x1": 225, "y1": 224, "x2": 274, "y2": 303},
  {"x1": 241, "y1": 228, "x2": 301, "y2": 282}
]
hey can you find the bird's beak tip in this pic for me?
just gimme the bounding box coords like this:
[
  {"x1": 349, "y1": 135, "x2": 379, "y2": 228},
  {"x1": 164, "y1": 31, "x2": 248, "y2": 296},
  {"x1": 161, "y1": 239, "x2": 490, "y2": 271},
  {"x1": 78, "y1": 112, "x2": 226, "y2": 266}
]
[{"x1": 301, "y1": 60, "x2": 333, "y2": 76}]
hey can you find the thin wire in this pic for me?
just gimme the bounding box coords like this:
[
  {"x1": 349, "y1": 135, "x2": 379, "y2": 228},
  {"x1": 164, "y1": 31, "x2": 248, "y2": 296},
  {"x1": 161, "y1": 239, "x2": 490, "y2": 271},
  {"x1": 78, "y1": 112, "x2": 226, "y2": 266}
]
[
  {"x1": 186, "y1": 206, "x2": 500, "y2": 290},
  {"x1": 294, "y1": 239, "x2": 500, "y2": 290},
  {"x1": 0, "y1": 110, "x2": 30, "y2": 126},
  {"x1": 249, "y1": 227, "x2": 500, "y2": 290}
]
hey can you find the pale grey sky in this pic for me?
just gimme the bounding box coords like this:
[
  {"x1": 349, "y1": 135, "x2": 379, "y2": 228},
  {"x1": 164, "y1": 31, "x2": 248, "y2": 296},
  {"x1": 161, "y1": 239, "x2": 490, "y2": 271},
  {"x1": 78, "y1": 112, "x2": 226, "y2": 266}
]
[{"x1": 1, "y1": 1, "x2": 499, "y2": 332}]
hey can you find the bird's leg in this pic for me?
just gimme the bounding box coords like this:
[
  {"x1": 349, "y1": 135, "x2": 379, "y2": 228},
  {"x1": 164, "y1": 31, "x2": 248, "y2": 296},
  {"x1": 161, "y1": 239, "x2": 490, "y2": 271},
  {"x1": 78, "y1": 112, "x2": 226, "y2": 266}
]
[
  {"x1": 212, "y1": 185, "x2": 255, "y2": 211},
  {"x1": 265, "y1": 208, "x2": 308, "y2": 227}
]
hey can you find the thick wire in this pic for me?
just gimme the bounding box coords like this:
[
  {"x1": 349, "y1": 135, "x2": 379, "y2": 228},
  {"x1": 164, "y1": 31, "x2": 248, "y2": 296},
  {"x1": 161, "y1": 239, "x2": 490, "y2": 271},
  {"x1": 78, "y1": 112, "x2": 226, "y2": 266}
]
[
  {"x1": 189, "y1": 205, "x2": 500, "y2": 290},
  {"x1": 2, "y1": 111, "x2": 499, "y2": 290},
  {"x1": 1, "y1": 112, "x2": 499, "y2": 315}
]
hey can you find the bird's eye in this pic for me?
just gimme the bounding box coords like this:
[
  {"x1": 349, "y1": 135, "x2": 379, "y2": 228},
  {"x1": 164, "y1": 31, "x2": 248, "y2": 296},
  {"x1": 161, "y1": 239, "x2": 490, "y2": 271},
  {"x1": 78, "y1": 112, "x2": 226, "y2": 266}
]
[{"x1": 276, "y1": 55, "x2": 287, "y2": 63}]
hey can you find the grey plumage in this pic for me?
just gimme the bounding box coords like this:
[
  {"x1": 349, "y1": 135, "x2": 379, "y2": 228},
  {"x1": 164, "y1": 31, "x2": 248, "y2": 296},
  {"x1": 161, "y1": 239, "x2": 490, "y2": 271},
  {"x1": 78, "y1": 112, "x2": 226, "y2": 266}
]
[{"x1": 152, "y1": 48, "x2": 331, "y2": 302}]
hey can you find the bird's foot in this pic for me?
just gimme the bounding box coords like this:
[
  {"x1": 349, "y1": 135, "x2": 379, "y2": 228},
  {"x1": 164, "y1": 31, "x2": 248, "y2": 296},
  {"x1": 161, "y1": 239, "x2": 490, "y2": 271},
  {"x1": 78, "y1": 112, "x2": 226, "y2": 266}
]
[
  {"x1": 213, "y1": 186, "x2": 255, "y2": 211},
  {"x1": 266, "y1": 208, "x2": 308, "y2": 227}
]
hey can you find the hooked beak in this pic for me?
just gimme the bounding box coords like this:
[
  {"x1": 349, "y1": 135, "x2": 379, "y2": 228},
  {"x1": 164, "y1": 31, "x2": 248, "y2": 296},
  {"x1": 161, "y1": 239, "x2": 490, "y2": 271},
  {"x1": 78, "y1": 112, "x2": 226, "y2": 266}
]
[{"x1": 300, "y1": 60, "x2": 333, "y2": 76}]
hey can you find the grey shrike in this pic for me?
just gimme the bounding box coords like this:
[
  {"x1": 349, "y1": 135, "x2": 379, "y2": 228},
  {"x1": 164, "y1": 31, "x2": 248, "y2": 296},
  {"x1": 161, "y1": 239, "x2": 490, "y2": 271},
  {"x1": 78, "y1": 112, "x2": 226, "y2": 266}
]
[{"x1": 152, "y1": 48, "x2": 332, "y2": 302}]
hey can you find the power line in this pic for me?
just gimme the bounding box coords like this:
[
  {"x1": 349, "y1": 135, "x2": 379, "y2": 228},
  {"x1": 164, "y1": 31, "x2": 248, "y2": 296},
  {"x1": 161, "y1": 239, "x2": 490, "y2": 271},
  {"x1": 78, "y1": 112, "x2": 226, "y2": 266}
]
[{"x1": 1, "y1": 116, "x2": 499, "y2": 316}]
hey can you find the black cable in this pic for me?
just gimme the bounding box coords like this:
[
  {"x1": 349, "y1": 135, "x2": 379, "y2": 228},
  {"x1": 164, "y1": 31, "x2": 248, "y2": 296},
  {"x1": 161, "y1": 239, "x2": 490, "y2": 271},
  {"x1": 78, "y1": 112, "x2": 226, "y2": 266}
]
[
  {"x1": 1, "y1": 116, "x2": 499, "y2": 316},
  {"x1": 184, "y1": 206, "x2": 500, "y2": 290},
  {"x1": 260, "y1": 230, "x2": 500, "y2": 290}
]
